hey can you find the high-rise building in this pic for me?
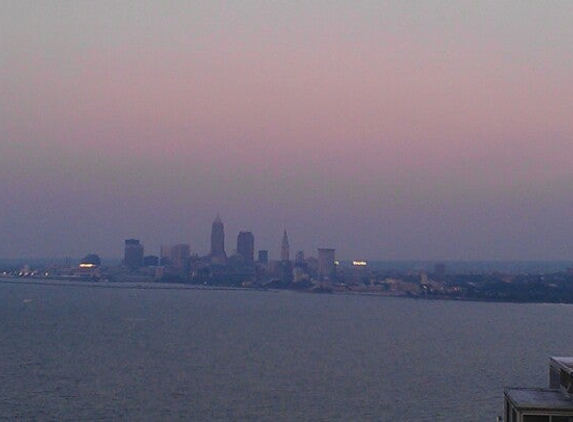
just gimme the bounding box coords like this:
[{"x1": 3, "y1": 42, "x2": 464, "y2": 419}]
[
  {"x1": 160, "y1": 245, "x2": 172, "y2": 266},
  {"x1": 170, "y1": 243, "x2": 191, "y2": 277},
  {"x1": 237, "y1": 231, "x2": 254, "y2": 267},
  {"x1": 281, "y1": 230, "x2": 290, "y2": 261},
  {"x1": 210, "y1": 214, "x2": 227, "y2": 263},
  {"x1": 318, "y1": 248, "x2": 336, "y2": 278},
  {"x1": 258, "y1": 250, "x2": 268, "y2": 264},
  {"x1": 124, "y1": 239, "x2": 144, "y2": 269}
]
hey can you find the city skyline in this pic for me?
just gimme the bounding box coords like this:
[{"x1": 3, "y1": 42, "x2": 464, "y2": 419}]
[
  {"x1": 2, "y1": 2, "x2": 573, "y2": 260},
  {"x1": 121, "y1": 216, "x2": 333, "y2": 264}
]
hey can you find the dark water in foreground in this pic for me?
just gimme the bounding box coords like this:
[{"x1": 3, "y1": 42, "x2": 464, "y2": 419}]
[{"x1": 1, "y1": 281, "x2": 573, "y2": 421}]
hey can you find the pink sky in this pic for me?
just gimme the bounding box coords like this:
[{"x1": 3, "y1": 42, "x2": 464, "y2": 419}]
[{"x1": 2, "y1": 2, "x2": 573, "y2": 260}]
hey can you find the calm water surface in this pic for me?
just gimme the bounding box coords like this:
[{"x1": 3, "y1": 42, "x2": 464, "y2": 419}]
[{"x1": 1, "y1": 281, "x2": 573, "y2": 421}]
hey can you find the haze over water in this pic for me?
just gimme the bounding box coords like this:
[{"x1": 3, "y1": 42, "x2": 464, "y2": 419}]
[{"x1": 2, "y1": 281, "x2": 573, "y2": 421}]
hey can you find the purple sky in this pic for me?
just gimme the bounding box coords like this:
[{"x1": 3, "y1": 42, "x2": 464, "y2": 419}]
[{"x1": 2, "y1": 1, "x2": 573, "y2": 260}]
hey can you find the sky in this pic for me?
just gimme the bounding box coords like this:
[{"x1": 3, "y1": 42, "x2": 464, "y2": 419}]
[{"x1": 2, "y1": 1, "x2": 573, "y2": 261}]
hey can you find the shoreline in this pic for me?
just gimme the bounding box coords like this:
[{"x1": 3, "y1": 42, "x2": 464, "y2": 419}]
[
  {"x1": 0, "y1": 277, "x2": 260, "y2": 292},
  {"x1": 1, "y1": 276, "x2": 572, "y2": 306}
]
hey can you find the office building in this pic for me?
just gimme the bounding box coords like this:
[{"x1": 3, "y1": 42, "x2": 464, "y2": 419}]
[
  {"x1": 281, "y1": 230, "x2": 290, "y2": 261},
  {"x1": 318, "y1": 248, "x2": 336, "y2": 278},
  {"x1": 160, "y1": 245, "x2": 172, "y2": 266},
  {"x1": 210, "y1": 214, "x2": 227, "y2": 263},
  {"x1": 124, "y1": 239, "x2": 143, "y2": 269},
  {"x1": 258, "y1": 250, "x2": 268, "y2": 264},
  {"x1": 237, "y1": 231, "x2": 255, "y2": 267},
  {"x1": 170, "y1": 243, "x2": 191, "y2": 276}
]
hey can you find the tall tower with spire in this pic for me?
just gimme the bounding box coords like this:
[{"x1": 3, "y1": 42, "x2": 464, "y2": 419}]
[
  {"x1": 281, "y1": 230, "x2": 290, "y2": 261},
  {"x1": 210, "y1": 214, "x2": 227, "y2": 263}
]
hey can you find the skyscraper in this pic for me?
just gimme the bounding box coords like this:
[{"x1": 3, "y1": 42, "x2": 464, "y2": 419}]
[
  {"x1": 281, "y1": 230, "x2": 290, "y2": 261},
  {"x1": 237, "y1": 231, "x2": 255, "y2": 267},
  {"x1": 318, "y1": 248, "x2": 336, "y2": 278},
  {"x1": 170, "y1": 243, "x2": 191, "y2": 277},
  {"x1": 124, "y1": 238, "x2": 144, "y2": 269},
  {"x1": 210, "y1": 214, "x2": 227, "y2": 263}
]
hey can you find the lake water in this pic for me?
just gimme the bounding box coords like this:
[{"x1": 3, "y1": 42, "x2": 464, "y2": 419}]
[{"x1": 1, "y1": 281, "x2": 573, "y2": 421}]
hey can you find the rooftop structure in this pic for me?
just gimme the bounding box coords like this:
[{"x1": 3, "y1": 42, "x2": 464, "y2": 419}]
[
  {"x1": 550, "y1": 357, "x2": 573, "y2": 393},
  {"x1": 504, "y1": 357, "x2": 573, "y2": 421}
]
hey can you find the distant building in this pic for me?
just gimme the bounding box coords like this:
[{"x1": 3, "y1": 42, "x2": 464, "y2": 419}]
[
  {"x1": 237, "y1": 231, "x2": 255, "y2": 267},
  {"x1": 258, "y1": 250, "x2": 268, "y2": 264},
  {"x1": 281, "y1": 230, "x2": 290, "y2": 262},
  {"x1": 318, "y1": 248, "x2": 336, "y2": 278},
  {"x1": 143, "y1": 255, "x2": 159, "y2": 267},
  {"x1": 160, "y1": 245, "x2": 172, "y2": 266},
  {"x1": 279, "y1": 260, "x2": 293, "y2": 283},
  {"x1": 306, "y1": 256, "x2": 318, "y2": 274},
  {"x1": 124, "y1": 239, "x2": 143, "y2": 269},
  {"x1": 295, "y1": 250, "x2": 305, "y2": 264},
  {"x1": 169, "y1": 244, "x2": 191, "y2": 276},
  {"x1": 293, "y1": 265, "x2": 308, "y2": 283},
  {"x1": 504, "y1": 357, "x2": 573, "y2": 421},
  {"x1": 159, "y1": 244, "x2": 190, "y2": 277},
  {"x1": 80, "y1": 253, "x2": 101, "y2": 267},
  {"x1": 210, "y1": 215, "x2": 227, "y2": 264},
  {"x1": 75, "y1": 253, "x2": 101, "y2": 279}
]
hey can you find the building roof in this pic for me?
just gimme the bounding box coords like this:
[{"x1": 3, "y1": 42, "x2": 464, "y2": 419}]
[
  {"x1": 552, "y1": 357, "x2": 573, "y2": 372},
  {"x1": 505, "y1": 388, "x2": 573, "y2": 411}
]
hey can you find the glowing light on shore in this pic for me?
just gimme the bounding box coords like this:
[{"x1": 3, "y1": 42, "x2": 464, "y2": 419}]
[{"x1": 352, "y1": 261, "x2": 368, "y2": 266}]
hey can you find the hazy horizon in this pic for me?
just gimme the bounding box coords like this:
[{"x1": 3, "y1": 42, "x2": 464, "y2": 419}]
[{"x1": 2, "y1": 1, "x2": 573, "y2": 260}]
